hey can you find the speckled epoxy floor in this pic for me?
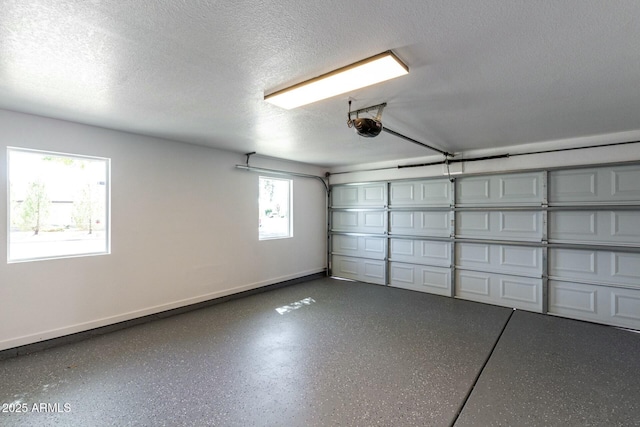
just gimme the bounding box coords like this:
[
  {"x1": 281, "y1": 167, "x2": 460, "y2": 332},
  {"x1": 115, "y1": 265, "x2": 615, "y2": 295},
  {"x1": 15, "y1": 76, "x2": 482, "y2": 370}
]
[
  {"x1": 455, "y1": 310, "x2": 640, "y2": 427},
  {"x1": 1, "y1": 278, "x2": 638, "y2": 426}
]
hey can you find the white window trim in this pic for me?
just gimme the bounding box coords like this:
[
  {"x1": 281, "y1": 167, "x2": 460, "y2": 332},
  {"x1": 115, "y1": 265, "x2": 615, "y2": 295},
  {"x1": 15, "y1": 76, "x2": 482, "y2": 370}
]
[{"x1": 7, "y1": 147, "x2": 111, "y2": 263}]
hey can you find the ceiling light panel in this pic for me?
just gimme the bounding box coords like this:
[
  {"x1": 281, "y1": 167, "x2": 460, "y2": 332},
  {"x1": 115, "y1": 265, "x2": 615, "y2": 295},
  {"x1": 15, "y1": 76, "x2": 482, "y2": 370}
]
[{"x1": 265, "y1": 51, "x2": 408, "y2": 109}]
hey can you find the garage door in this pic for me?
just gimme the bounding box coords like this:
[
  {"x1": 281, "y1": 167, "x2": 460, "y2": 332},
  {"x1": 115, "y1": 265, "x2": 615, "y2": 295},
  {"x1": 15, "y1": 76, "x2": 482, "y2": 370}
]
[
  {"x1": 330, "y1": 183, "x2": 387, "y2": 285},
  {"x1": 547, "y1": 165, "x2": 640, "y2": 329},
  {"x1": 329, "y1": 164, "x2": 640, "y2": 330},
  {"x1": 388, "y1": 179, "x2": 453, "y2": 296},
  {"x1": 454, "y1": 172, "x2": 544, "y2": 312}
]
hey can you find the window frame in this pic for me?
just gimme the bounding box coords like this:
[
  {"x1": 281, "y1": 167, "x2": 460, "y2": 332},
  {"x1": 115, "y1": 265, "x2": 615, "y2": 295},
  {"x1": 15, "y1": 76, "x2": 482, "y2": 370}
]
[
  {"x1": 258, "y1": 176, "x2": 293, "y2": 240},
  {"x1": 7, "y1": 147, "x2": 111, "y2": 263}
]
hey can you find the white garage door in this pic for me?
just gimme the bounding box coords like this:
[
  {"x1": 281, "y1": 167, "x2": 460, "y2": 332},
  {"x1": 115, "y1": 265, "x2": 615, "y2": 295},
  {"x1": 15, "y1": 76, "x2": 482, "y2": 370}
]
[
  {"x1": 547, "y1": 165, "x2": 640, "y2": 329},
  {"x1": 330, "y1": 183, "x2": 388, "y2": 284},
  {"x1": 454, "y1": 172, "x2": 545, "y2": 311},
  {"x1": 329, "y1": 164, "x2": 640, "y2": 330}
]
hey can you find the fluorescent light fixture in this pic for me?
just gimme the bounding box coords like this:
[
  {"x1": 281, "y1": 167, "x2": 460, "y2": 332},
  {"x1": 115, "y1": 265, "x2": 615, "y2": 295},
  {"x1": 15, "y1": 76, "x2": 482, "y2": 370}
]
[{"x1": 265, "y1": 51, "x2": 408, "y2": 109}]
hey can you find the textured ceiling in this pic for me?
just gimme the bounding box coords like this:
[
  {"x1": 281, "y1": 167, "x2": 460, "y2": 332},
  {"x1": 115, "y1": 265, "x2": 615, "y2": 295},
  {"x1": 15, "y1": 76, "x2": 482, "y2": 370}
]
[{"x1": 1, "y1": 1, "x2": 640, "y2": 167}]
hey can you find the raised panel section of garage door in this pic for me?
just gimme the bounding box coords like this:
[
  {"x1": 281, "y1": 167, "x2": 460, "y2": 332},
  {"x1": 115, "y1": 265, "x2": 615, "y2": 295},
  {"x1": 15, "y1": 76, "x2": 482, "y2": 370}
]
[
  {"x1": 549, "y1": 165, "x2": 640, "y2": 204},
  {"x1": 331, "y1": 255, "x2": 386, "y2": 285},
  {"x1": 455, "y1": 270, "x2": 542, "y2": 312},
  {"x1": 456, "y1": 211, "x2": 542, "y2": 241},
  {"x1": 549, "y1": 211, "x2": 640, "y2": 244},
  {"x1": 549, "y1": 249, "x2": 640, "y2": 288},
  {"x1": 456, "y1": 243, "x2": 542, "y2": 277},
  {"x1": 389, "y1": 179, "x2": 451, "y2": 207},
  {"x1": 331, "y1": 211, "x2": 386, "y2": 234},
  {"x1": 331, "y1": 235, "x2": 386, "y2": 260},
  {"x1": 549, "y1": 280, "x2": 640, "y2": 330},
  {"x1": 389, "y1": 239, "x2": 451, "y2": 267},
  {"x1": 390, "y1": 211, "x2": 451, "y2": 237},
  {"x1": 456, "y1": 172, "x2": 543, "y2": 205},
  {"x1": 389, "y1": 262, "x2": 451, "y2": 296},
  {"x1": 331, "y1": 183, "x2": 387, "y2": 208}
]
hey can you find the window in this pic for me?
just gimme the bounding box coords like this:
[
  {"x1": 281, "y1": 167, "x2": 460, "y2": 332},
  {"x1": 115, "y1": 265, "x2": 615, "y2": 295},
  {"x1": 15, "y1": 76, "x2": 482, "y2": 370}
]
[
  {"x1": 259, "y1": 176, "x2": 292, "y2": 240},
  {"x1": 7, "y1": 148, "x2": 110, "y2": 262}
]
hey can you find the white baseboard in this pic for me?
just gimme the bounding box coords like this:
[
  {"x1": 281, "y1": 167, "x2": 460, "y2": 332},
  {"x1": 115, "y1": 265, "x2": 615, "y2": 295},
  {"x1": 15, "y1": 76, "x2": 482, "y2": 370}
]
[{"x1": 0, "y1": 268, "x2": 326, "y2": 351}]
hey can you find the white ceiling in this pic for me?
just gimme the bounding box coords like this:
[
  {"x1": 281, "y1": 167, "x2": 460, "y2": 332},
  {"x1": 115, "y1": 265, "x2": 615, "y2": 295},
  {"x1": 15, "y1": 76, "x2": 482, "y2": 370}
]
[{"x1": 1, "y1": 1, "x2": 640, "y2": 168}]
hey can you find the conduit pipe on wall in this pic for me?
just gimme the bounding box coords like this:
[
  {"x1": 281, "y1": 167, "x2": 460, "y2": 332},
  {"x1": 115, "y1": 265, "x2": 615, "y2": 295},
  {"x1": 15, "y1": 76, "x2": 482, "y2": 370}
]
[
  {"x1": 235, "y1": 165, "x2": 329, "y2": 193},
  {"x1": 236, "y1": 151, "x2": 329, "y2": 192}
]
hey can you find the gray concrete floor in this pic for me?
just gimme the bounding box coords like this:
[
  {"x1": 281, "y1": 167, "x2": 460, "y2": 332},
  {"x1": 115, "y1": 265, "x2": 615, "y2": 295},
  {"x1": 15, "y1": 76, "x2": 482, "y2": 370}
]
[{"x1": 0, "y1": 278, "x2": 638, "y2": 426}]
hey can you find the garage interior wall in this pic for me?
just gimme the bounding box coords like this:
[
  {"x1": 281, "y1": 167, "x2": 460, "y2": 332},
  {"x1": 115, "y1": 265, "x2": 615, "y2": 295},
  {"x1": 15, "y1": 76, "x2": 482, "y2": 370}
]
[{"x1": 0, "y1": 108, "x2": 327, "y2": 351}]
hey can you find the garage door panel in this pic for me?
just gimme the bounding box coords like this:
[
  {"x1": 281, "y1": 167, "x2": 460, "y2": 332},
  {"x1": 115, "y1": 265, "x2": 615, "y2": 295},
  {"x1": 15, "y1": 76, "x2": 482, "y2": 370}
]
[
  {"x1": 455, "y1": 270, "x2": 542, "y2": 312},
  {"x1": 390, "y1": 211, "x2": 414, "y2": 228},
  {"x1": 499, "y1": 211, "x2": 539, "y2": 233},
  {"x1": 501, "y1": 278, "x2": 538, "y2": 304},
  {"x1": 549, "y1": 249, "x2": 640, "y2": 288},
  {"x1": 389, "y1": 179, "x2": 451, "y2": 207},
  {"x1": 389, "y1": 239, "x2": 451, "y2": 266},
  {"x1": 332, "y1": 186, "x2": 359, "y2": 206},
  {"x1": 457, "y1": 243, "x2": 541, "y2": 277},
  {"x1": 331, "y1": 183, "x2": 387, "y2": 208},
  {"x1": 549, "y1": 281, "x2": 597, "y2": 314},
  {"x1": 612, "y1": 252, "x2": 640, "y2": 284},
  {"x1": 332, "y1": 255, "x2": 386, "y2": 285},
  {"x1": 549, "y1": 170, "x2": 597, "y2": 202},
  {"x1": 390, "y1": 238, "x2": 413, "y2": 256},
  {"x1": 499, "y1": 175, "x2": 540, "y2": 201},
  {"x1": 457, "y1": 177, "x2": 491, "y2": 204},
  {"x1": 611, "y1": 292, "x2": 640, "y2": 322},
  {"x1": 499, "y1": 245, "x2": 540, "y2": 271},
  {"x1": 457, "y1": 211, "x2": 542, "y2": 241},
  {"x1": 457, "y1": 272, "x2": 491, "y2": 296},
  {"x1": 334, "y1": 256, "x2": 359, "y2": 276},
  {"x1": 457, "y1": 211, "x2": 490, "y2": 233},
  {"x1": 612, "y1": 168, "x2": 640, "y2": 199},
  {"x1": 364, "y1": 186, "x2": 386, "y2": 204},
  {"x1": 550, "y1": 211, "x2": 640, "y2": 244},
  {"x1": 611, "y1": 211, "x2": 640, "y2": 239},
  {"x1": 549, "y1": 249, "x2": 596, "y2": 276},
  {"x1": 457, "y1": 172, "x2": 543, "y2": 205},
  {"x1": 334, "y1": 234, "x2": 358, "y2": 251},
  {"x1": 458, "y1": 243, "x2": 490, "y2": 264},
  {"x1": 390, "y1": 211, "x2": 450, "y2": 237},
  {"x1": 420, "y1": 240, "x2": 450, "y2": 263},
  {"x1": 363, "y1": 260, "x2": 385, "y2": 282},
  {"x1": 550, "y1": 165, "x2": 640, "y2": 203},
  {"x1": 331, "y1": 211, "x2": 386, "y2": 234},
  {"x1": 332, "y1": 235, "x2": 386, "y2": 260},
  {"x1": 335, "y1": 211, "x2": 358, "y2": 228},
  {"x1": 549, "y1": 280, "x2": 640, "y2": 330},
  {"x1": 390, "y1": 262, "x2": 451, "y2": 296},
  {"x1": 421, "y1": 212, "x2": 450, "y2": 234},
  {"x1": 364, "y1": 212, "x2": 385, "y2": 227},
  {"x1": 549, "y1": 211, "x2": 596, "y2": 236}
]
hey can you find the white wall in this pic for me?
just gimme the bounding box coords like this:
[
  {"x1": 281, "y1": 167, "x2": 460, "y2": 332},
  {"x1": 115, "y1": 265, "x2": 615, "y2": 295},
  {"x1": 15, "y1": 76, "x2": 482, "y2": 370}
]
[
  {"x1": 0, "y1": 109, "x2": 327, "y2": 351},
  {"x1": 328, "y1": 130, "x2": 640, "y2": 184}
]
